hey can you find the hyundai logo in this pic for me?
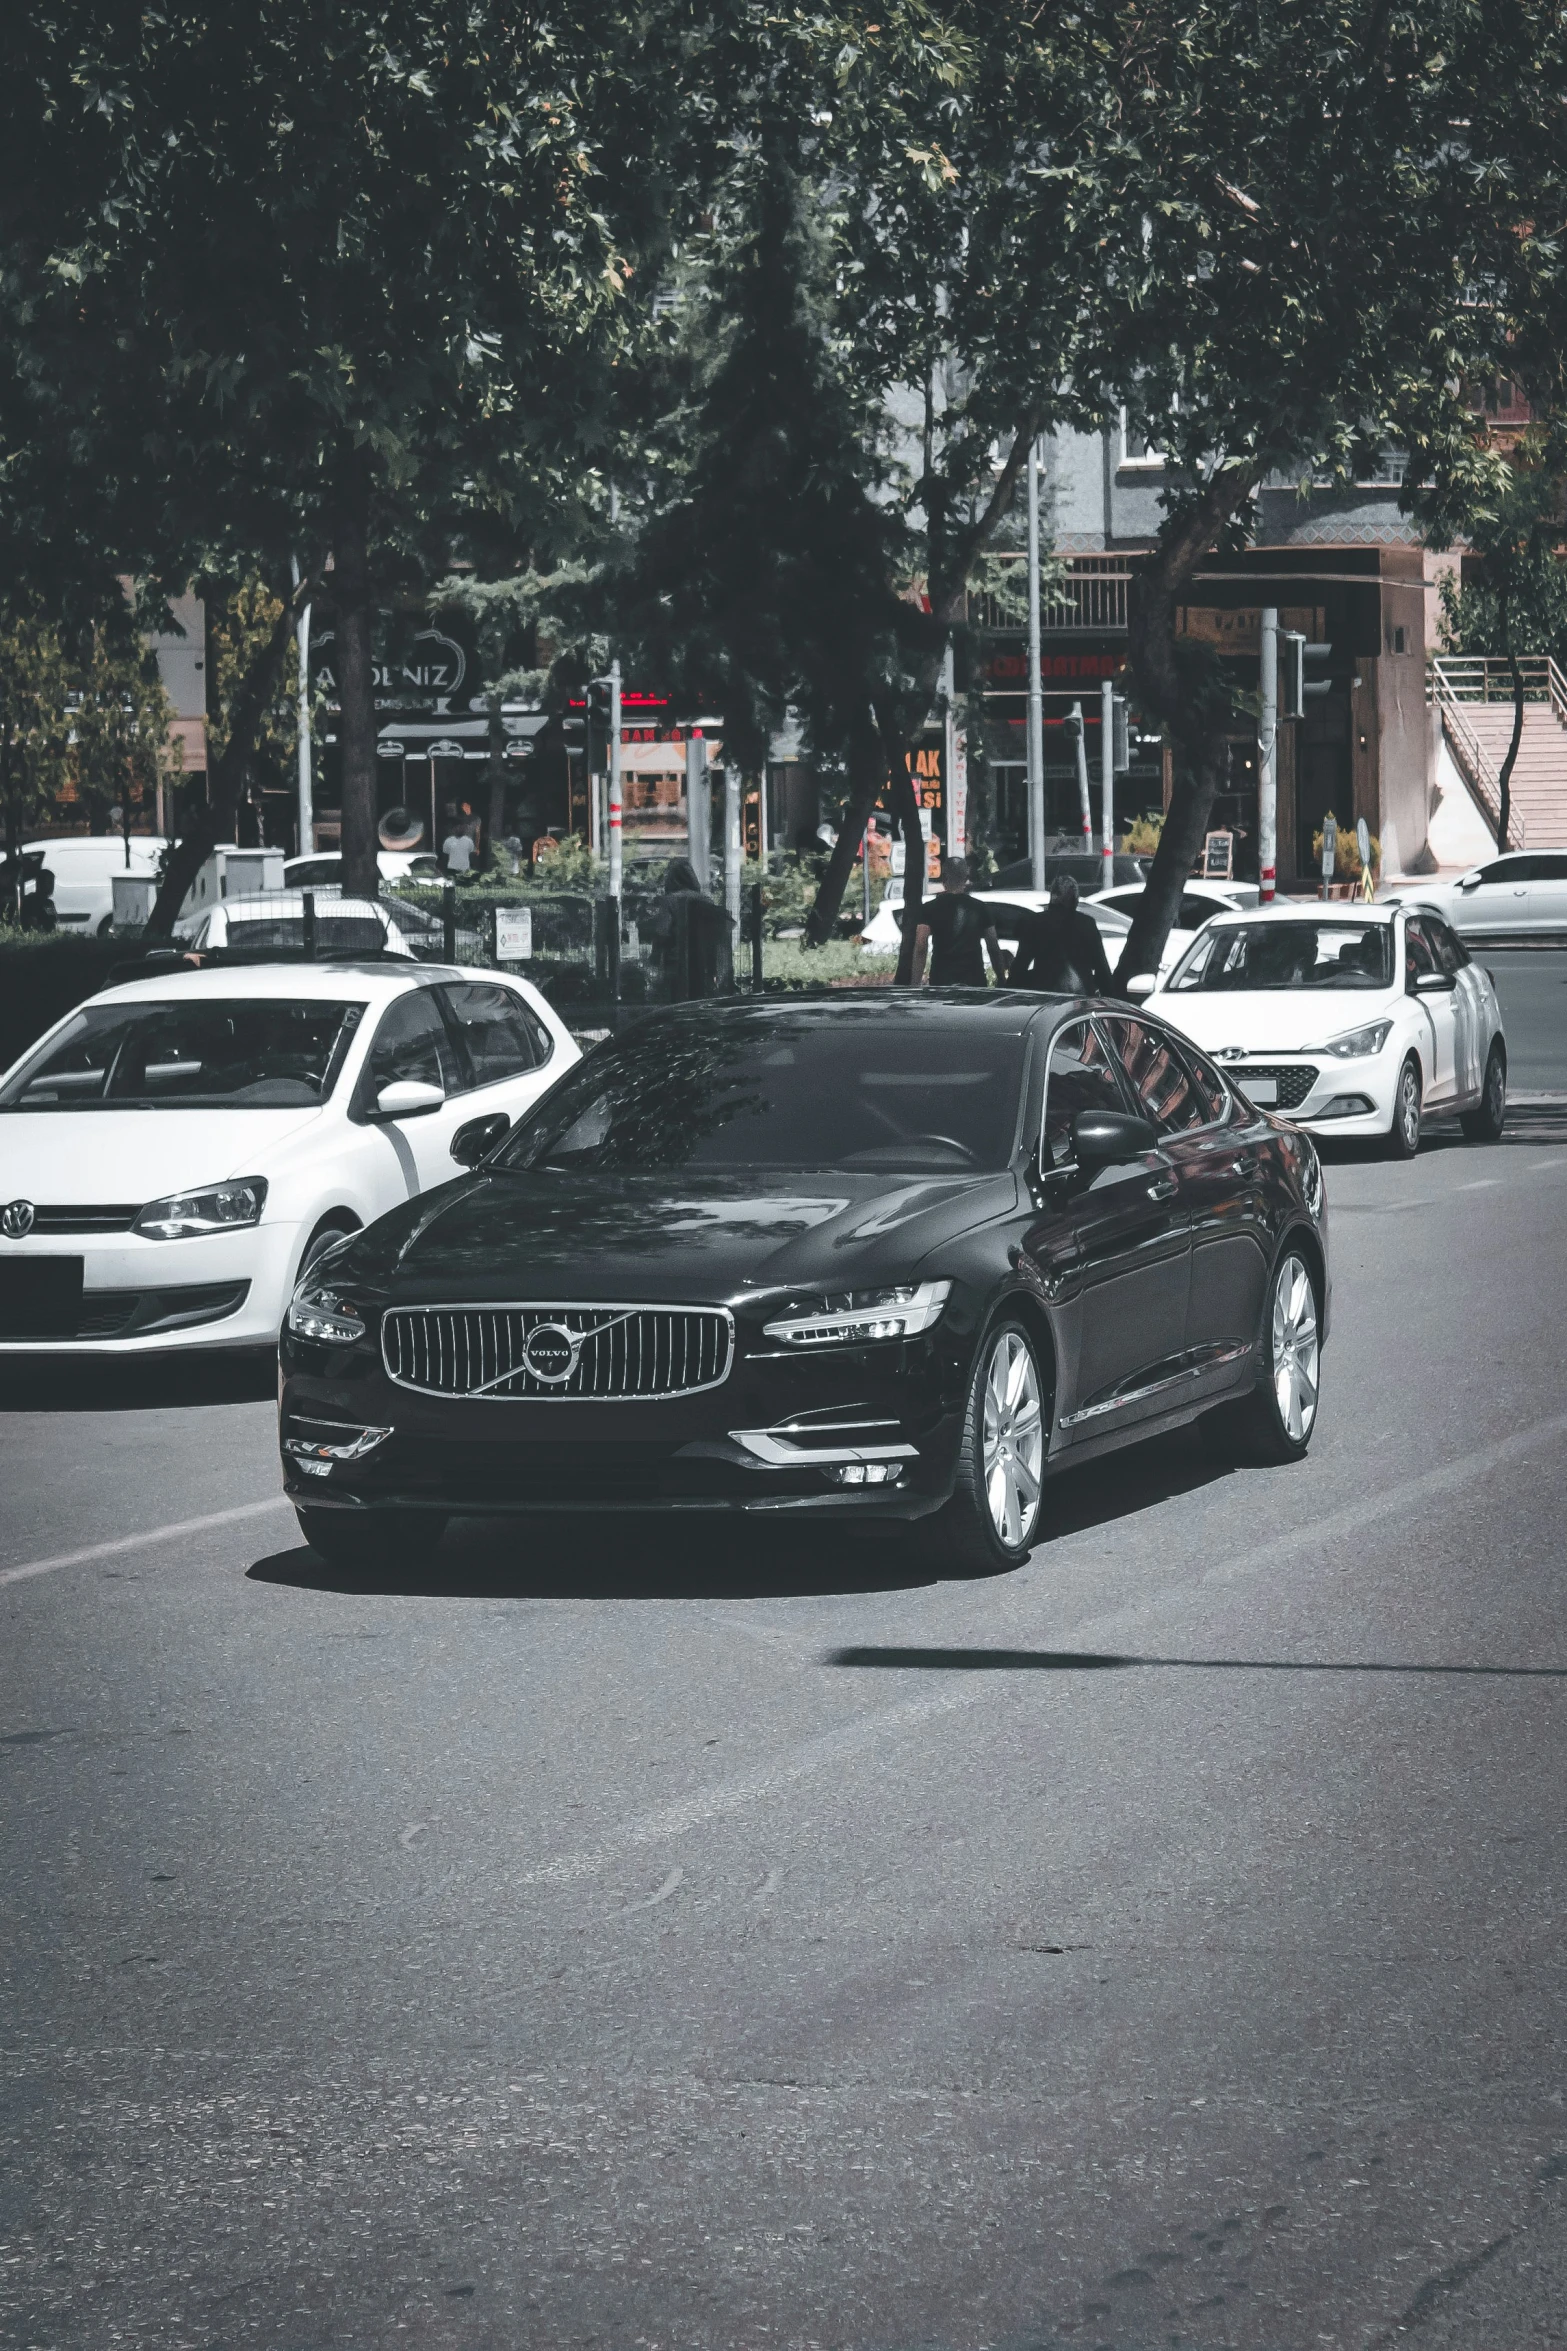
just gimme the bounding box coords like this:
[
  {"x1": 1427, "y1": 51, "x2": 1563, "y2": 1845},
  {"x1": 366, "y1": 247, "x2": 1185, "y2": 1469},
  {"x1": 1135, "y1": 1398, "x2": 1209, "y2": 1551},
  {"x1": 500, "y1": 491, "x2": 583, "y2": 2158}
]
[
  {"x1": 522, "y1": 1324, "x2": 580, "y2": 1384},
  {"x1": 0, "y1": 1199, "x2": 36, "y2": 1240}
]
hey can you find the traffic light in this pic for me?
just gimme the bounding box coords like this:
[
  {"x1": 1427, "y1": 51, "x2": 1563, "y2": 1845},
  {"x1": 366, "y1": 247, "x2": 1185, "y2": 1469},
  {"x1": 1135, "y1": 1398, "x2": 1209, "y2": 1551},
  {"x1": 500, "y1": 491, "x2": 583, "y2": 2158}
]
[
  {"x1": 1111, "y1": 693, "x2": 1130, "y2": 776},
  {"x1": 1280, "y1": 631, "x2": 1306, "y2": 720}
]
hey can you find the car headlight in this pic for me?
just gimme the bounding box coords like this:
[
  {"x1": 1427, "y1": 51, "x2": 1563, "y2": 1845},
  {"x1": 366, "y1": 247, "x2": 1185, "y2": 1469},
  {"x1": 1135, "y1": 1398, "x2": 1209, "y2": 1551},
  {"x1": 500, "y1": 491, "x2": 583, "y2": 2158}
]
[
  {"x1": 286, "y1": 1282, "x2": 367, "y2": 1344},
  {"x1": 1311, "y1": 1020, "x2": 1393, "y2": 1060},
  {"x1": 762, "y1": 1281, "x2": 951, "y2": 1347},
  {"x1": 134, "y1": 1178, "x2": 268, "y2": 1240}
]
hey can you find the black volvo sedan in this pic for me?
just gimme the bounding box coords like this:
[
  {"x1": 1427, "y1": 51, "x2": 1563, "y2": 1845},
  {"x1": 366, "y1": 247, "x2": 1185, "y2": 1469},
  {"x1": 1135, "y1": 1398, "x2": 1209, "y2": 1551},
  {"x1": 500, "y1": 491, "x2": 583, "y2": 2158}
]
[{"x1": 279, "y1": 991, "x2": 1329, "y2": 1573}]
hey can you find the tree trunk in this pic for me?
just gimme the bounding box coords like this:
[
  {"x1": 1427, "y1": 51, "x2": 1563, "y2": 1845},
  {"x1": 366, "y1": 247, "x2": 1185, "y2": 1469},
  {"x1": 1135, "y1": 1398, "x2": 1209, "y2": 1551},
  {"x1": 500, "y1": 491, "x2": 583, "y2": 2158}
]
[
  {"x1": 803, "y1": 422, "x2": 1038, "y2": 948},
  {"x1": 1111, "y1": 465, "x2": 1260, "y2": 990},
  {"x1": 335, "y1": 472, "x2": 379, "y2": 901},
  {"x1": 803, "y1": 708, "x2": 889, "y2": 947},
  {"x1": 1497, "y1": 587, "x2": 1522, "y2": 853},
  {"x1": 147, "y1": 576, "x2": 313, "y2": 933}
]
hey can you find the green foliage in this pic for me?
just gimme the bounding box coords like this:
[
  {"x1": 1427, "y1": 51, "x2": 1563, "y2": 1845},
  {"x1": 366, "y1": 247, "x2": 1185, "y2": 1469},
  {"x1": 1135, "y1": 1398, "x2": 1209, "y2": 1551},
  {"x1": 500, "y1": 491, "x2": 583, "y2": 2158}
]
[
  {"x1": 0, "y1": 604, "x2": 73, "y2": 860},
  {"x1": 1435, "y1": 448, "x2": 1567, "y2": 663}
]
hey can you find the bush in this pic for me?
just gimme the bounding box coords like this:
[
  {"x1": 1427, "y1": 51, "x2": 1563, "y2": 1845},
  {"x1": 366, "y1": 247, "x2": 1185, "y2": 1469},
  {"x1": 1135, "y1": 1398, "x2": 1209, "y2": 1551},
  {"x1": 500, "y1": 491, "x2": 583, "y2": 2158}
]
[{"x1": 0, "y1": 928, "x2": 159, "y2": 1071}]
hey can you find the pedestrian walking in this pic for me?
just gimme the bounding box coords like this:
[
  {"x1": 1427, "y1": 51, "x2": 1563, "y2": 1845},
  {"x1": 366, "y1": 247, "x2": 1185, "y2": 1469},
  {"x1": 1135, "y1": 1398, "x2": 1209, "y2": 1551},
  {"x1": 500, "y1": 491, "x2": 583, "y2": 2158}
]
[
  {"x1": 910, "y1": 856, "x2": 1006, "y2": 987},
  {"x1": 1009, "y1": 873, "x2": 1115, "y2": 995}
]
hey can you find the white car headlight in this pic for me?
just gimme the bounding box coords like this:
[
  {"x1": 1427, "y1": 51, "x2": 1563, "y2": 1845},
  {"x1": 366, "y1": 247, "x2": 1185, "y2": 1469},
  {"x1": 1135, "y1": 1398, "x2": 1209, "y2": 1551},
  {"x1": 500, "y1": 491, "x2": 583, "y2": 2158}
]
[
  {"x1": 286, "y1": 1283, "x2": 368, "y2": 1344},
  {"x1": 1312, "y1": 1020, "x2": 1393, "y2": 1060},
  {"x1": 134, "y1": 1178, "x2": 268, "y2": 1240},
  {"x1": 762, "y1": 1281, "x2": 951, "y2": 1347}
]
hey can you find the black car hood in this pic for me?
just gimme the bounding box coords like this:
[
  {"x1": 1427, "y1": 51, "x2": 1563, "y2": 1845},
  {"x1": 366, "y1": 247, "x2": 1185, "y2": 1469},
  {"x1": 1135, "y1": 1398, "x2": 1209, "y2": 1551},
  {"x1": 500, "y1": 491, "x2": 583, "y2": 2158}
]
[{"x1": 352, "y1": 1166, "x2": 1019, "y2": 1305}]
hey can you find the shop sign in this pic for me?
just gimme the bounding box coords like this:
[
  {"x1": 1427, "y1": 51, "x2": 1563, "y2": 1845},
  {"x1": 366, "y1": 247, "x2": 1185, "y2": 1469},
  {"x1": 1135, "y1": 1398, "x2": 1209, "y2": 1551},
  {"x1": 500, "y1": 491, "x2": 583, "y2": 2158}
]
[
  {"x1": 1178, "y1": 605, "x2": 1323, "y2": 650},
  {"x1": 495, "y1": 907, "x2": 534, "y2": 963},
  {"x1": 985, "y1": 649, "x2": 1126, "y2": 685}
]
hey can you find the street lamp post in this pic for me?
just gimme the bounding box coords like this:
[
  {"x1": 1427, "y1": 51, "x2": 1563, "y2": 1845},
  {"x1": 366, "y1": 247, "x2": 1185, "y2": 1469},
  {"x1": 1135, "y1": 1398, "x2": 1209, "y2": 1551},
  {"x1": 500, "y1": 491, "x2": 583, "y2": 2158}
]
[
  {"x1": 1100, "y1": 678, "x2": 1115, "y2": 894},
  {"x1": 1026, "y1": 438, "x2": 1046, "y2": 891},
  {"x1": 291, "y1": 555, "x2": 313, "y2": 857},
  {"x1": 607, "y1": 659, "x2": 623, "y2": 900},
  {"x1": 1258, "y1": 606, "x2": 1278, "y2": 904}
]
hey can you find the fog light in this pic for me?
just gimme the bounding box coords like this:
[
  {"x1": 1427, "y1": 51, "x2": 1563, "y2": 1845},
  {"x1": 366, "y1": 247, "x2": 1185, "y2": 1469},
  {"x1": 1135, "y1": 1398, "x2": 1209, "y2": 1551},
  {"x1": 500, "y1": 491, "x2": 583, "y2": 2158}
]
[
  {"x1": 825, "y1": 1462, "x2": 904, "y2": 1488},
  {"x1": 1317, "y1": 1093, "x2": 1375, "y2": 1119}
]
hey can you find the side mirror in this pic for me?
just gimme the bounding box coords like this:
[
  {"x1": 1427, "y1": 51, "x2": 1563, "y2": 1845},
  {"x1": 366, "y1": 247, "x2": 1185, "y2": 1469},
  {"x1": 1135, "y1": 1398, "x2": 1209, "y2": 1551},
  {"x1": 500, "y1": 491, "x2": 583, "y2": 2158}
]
[
  {"x1": 1413, "y1": 969, "x2": 1455, "y2": 995},
  {"x1": 1125, "y1": 973, "x2": 1156, "y2": 1000},
  {"x1": 373, "y1": 1078, "x2": 444, "y2": 1120},
  {"x1": 1459, "y1": 872, "x2": 1481, "y2": 890},
  {"x1": 1071, "y1": 1108, "x2": 1159, "y2": 1168},
  {"x1": 450, "y1": 1111, "x2": 510, "y2": 1168}
]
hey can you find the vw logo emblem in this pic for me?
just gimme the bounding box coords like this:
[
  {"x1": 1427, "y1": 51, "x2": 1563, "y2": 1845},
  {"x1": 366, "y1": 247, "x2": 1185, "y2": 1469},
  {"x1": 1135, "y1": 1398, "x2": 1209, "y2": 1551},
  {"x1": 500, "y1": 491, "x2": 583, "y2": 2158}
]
[
  {"x1": 0, "y1": 1199, "x2": 36, "y2": 1240},
  {"x1": 522, "y1": 1323, "x2": 579, "y2": 1384}
]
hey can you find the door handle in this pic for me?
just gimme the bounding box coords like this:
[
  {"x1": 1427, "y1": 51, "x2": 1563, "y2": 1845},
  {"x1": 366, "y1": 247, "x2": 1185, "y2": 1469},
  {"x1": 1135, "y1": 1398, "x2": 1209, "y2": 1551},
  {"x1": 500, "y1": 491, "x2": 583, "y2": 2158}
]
[{"x1": 1146, "y1": 1173, "x2": 1179, "y2": 1202}]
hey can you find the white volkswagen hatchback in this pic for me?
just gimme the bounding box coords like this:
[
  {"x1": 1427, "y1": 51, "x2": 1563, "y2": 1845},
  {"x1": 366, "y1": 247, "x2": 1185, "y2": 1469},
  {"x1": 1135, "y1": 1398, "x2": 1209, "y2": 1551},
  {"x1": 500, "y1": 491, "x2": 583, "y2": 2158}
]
[
  {"x1": 1145, "y1": 900, "x2": 1506, "y2": 1157},
  {"x1": 0, "y1": 962, "x2": 579, "y2": 1353}
]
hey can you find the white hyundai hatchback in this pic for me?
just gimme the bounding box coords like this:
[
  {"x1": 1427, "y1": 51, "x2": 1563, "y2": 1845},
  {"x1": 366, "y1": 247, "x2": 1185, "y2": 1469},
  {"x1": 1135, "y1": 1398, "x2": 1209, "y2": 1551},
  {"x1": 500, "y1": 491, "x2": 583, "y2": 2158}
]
[
  {"x1": 0, "y1": 962, "x2": 579, "y2": 1353},
  {"x1": 1145, "y1": 900, "x2": 1506, "y2": 1157}
]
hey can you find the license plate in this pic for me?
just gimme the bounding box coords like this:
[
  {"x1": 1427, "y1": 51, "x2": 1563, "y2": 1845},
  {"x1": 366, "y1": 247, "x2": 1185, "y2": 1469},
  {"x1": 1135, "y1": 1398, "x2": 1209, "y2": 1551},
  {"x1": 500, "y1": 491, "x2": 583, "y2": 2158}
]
[
  {"x1": 1244, "y1": 1076, "x2": 1278, "y2": 1105},
  {"x1": 0, "y1": 1258, "x2": 85, "y2": 1338}
]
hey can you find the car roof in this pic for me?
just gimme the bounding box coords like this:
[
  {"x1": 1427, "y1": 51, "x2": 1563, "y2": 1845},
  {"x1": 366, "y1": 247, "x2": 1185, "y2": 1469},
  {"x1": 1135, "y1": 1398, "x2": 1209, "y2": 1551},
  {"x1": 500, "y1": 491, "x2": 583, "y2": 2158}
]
[
  {"x1": 219, "y1": 890, "x2": 383, "y2": 915},
  {"x1": 1202, "y1": 900, "x2": 1400, "y2": 927},
  {"x1": 90, "y1": 960, "x2": 434, "y2": 1008},
  {"x1": 624, "y1": 987, "x2": 1053, "y2": 1037}
]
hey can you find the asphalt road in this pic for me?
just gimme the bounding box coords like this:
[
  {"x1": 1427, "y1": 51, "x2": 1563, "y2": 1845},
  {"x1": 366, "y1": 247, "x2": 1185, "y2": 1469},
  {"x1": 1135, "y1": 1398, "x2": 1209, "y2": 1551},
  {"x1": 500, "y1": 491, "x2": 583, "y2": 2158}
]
[
  {"x1": 3, "y1": 1065, "x2": 1567, "y2": 2349},
  {"x1": 1476, "y1": 945, "x2": 1567, "y2": 1095}
]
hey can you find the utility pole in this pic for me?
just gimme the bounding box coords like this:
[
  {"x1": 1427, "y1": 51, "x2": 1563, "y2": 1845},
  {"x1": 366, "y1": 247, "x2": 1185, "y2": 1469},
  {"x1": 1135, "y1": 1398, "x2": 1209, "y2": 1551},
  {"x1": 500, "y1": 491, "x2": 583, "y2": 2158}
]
[
  {"x1": 1258, "y1": 606, "x2": 1278, "y2": 904},
  {"x1": 685, "y1": 731, "x2": 710, "y2": 887},
  {"x1": 607, "y1": 659, "x2": 623, "y2": 899},
  {"x1": 1026, "y1": 438, "x2": 1046, "y2": 890},
  {"x1": 1100, "y1": 677, "x2": 1115, "y2": 893},
  {"x1": 723, "y1": 763, "x2": 743, "y2": 934},
  {"x1": 1070, "y1": 700, "x2": 1092, "y2": 849},
  {"x1": 291, "y1": 556, "x2": 313, "y2": 857}
]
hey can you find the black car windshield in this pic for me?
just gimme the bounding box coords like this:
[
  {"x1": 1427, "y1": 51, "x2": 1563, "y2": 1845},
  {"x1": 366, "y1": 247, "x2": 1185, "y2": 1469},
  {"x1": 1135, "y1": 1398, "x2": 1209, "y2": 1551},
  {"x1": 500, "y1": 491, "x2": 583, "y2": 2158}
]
[
  {"x1": 1168, "y1": 920, "x2": 1394, "y2": 992},
  {"x1": 0, "y1": 998, "x2": 361, "y2": 1109},
  {"x1": 496, "y1": 1010, "x2": 1028, "y2": 1175}
]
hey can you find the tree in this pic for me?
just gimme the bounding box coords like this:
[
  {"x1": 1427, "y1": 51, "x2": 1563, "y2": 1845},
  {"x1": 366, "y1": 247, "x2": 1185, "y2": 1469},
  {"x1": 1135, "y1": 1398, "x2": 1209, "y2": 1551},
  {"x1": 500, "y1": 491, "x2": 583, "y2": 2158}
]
[
  {"x1": 0, "y1": 605, "x2": 73, "y2": 914},
  {"x1": 6, "y1": 1, "x2": 695, "y2": 906},
  {"x1": 65, "y1": 604, "x2": 176, "y2": 839}
]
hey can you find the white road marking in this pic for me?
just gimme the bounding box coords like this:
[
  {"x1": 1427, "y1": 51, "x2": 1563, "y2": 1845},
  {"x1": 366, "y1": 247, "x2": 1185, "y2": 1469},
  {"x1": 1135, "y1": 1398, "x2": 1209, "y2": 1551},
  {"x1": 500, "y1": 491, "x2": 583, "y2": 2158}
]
[
  {"x1": 617, "y1": 1866, "x2": 684, "y2": 1913},
  {"x1": 0, "y1": 1497, "x2": 292, "y2": 1590},
  {"x1": 513, "y1": 1406, "x2": 1567, "y2": 1889},
  {"x1": 518, "y1": 1684, "x2": 979, "y2": 1889}
]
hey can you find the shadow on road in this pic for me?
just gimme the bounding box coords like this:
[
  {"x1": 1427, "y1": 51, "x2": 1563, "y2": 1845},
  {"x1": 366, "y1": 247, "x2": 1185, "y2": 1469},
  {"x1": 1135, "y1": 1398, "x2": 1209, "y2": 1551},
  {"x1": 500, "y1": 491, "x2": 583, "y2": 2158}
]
[
  {"x1": 248, "y1": 1429, "x2": 1236, "y2": 1602},
  {"x1": 0, "y1": 1351, "x2": 276, "y2": 1414},
  {"x1": 1317, "y1": 1098, "x2": 1567, "y2": 1164},
  {"x1": 826, "y1": 1646, "x2": 1567, "y2": 1678}
]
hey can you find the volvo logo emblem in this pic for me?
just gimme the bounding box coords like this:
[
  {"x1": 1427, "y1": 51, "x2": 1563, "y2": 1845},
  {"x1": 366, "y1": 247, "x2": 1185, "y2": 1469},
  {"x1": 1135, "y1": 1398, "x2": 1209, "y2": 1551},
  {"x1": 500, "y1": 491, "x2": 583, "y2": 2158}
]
[
  {"x1": 0, "y1": 1199, "x2": 36, "y2": 1239},
  {"x1": 522, "y1": 1323, "x2": 580, "y2": 1384}
]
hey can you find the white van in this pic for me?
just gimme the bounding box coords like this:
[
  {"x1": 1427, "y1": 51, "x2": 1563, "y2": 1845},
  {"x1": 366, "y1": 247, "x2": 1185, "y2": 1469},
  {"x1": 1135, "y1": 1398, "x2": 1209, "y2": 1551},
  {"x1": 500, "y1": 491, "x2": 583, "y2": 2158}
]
[{"x1": 26, "y1": 836, "x2": 168, "y2": 932}]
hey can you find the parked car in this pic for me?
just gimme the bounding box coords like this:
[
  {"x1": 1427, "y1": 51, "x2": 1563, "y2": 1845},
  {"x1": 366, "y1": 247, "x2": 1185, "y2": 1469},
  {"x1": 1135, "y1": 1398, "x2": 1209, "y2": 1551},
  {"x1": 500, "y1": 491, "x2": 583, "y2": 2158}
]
[
  {"x1": 0, "y1": 961, "x2": 578, "y2": 1354},
  {"x1": 1415, "y1": 849, "x2": 1567, "y2": 941},
  {"x1": 24, "y1": 835, "x2": 168, "y2": 932},
  {"x1": 1145, "y1": 900, "x2": 1506, "y2": 1157},
  {"x1": 992, "y1": 852, "x2": 1151, "y2": 892},
  {"x1": 173, "y1": 892, "x2": 418, "y2": 958},
  {"x1": 284, "y1": 850, "x2": 441, "y2": 889},
  {"x1": 279, "y1": 989, "x2": 1329, "y2": 1572}
]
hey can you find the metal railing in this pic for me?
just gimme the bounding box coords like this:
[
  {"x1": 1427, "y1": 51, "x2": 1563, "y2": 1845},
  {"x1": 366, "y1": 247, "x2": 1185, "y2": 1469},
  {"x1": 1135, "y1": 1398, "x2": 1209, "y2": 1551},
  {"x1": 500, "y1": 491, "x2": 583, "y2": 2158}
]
[
  {"x1": 1423, "y1": 658, "x2": 1567, "y2": 850},
  {"x1": 972, "y1": 555, "x2": 1130, "y2": 635}
]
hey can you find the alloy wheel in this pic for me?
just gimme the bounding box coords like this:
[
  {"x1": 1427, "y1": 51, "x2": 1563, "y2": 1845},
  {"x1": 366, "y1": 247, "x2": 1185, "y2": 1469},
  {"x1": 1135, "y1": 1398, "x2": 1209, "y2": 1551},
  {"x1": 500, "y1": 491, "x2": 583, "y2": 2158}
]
[
  {"x1": 1398, "y1": 1063, "x2": 1420, "y2": 1152},
  {"x1": 1271, "y1": 1254, "x2": 1320, "y2": 1444},
  {"x1": 981, "y1": 1329, "x2": 1045, "y2": 1548}
]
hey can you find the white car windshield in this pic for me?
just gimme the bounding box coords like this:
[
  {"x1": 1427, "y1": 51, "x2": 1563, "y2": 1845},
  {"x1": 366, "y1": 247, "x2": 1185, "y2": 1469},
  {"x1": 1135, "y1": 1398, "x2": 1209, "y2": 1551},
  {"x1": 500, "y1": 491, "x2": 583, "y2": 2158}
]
[
  {"x1": 0, "y1": 998, "x2": 363, "y2": 1110},
  {"x1": 1168, "y1": 920, "x2": 1394, "y2": 992}
]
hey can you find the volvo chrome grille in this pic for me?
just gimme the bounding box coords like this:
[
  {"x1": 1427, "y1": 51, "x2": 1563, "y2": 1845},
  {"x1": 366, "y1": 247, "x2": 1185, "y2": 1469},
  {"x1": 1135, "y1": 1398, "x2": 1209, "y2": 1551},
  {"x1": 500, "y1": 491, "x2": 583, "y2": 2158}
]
[{"x1": 381, "y1": 1304, "x2": 734, "y2": 1400}]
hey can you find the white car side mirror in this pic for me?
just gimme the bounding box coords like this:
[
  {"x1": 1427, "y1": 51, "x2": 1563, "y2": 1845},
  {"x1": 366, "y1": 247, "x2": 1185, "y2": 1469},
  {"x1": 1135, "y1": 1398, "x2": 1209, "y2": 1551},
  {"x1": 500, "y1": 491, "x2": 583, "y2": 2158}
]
[
  {"x1": 1459, "y1": 872, "x2": 1481, "y2": 890},
  {"x1": 1125, "y1": 973, "x2": 1156, "y2": 1000},
  {"x1": 374, "y1": 1078, "x2": 445, "y2": 1120}
]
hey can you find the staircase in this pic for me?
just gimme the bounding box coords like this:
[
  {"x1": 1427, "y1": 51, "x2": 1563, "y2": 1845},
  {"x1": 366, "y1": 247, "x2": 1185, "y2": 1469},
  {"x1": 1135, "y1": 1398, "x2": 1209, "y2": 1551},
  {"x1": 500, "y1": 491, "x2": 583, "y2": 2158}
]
[{"x1": 1429, "y1": 657, "x2": 1567, "y2": 851}]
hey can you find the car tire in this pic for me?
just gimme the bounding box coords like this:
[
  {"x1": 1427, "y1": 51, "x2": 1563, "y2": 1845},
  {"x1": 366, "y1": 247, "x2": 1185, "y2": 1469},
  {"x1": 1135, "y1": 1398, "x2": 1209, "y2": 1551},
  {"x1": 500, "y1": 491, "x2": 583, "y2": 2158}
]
[
  {"x1": 927, "y1": 1316, "x2": 1049, "y2": 1571},
  {"x1": 1206, "y1": 1246, "x2": 1322, "y2": 1466},
  {"x1": 1384, "y1": 1053, "x2": 1422, "y2": 1159},
  {"x1": 1459, "y1": 1041, "x2": 1507, "y2": 1142},
  {"x1": 294, "y1": 1506, "x2": 448, "y2": 1573}
]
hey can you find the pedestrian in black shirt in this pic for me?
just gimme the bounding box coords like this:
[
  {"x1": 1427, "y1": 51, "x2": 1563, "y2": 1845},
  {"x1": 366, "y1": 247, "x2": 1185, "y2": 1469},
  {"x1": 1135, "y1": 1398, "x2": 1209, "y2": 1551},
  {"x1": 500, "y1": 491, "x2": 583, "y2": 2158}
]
[
  {"x1": 1009, "y1": 874, "x2": 1115, "y2": 995},
  {"x1": 911, "y1": 857, "x2": 1006, "y2": 986}
]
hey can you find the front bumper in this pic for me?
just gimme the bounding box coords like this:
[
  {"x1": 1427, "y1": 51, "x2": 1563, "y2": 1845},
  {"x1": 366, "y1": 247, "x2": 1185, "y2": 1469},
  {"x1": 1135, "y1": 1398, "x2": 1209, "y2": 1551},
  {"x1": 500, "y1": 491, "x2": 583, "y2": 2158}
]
[
  {"x1": 1230, "y1": 1056, "x2": 1397, "y2": 1139},
  {"x1": 280, "y1": 1316, "x2": 972, "y2": 1520},
  {"x1": 0, "y1": 1223, "x2": 302, "y2": 1354}
]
